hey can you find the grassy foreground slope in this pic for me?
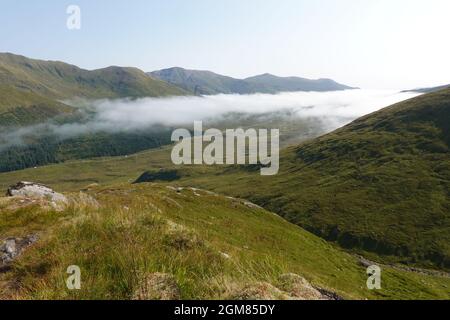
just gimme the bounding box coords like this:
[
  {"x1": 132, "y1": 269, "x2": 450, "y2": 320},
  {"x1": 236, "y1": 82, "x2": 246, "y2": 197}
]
[{"x1": 1, "y1": 183, "x2": 449, "y2": 300}]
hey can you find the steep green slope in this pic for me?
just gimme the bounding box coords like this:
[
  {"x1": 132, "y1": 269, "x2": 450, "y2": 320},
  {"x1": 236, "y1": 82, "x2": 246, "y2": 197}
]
[
  {"x1": 149, "y1": 67, "x2": 254, "y2": 95},
  {"x1": 149, "y1": 67, "x2": 355, "y2": 95},
  {"x1": 1, "y1": 183, "x2": 449, "y2": 300}
]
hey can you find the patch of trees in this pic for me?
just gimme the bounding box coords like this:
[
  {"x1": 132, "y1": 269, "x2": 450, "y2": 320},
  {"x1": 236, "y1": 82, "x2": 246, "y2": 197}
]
[{"x1": 0, "y1": 129, "x2": 173, "y2": 172}]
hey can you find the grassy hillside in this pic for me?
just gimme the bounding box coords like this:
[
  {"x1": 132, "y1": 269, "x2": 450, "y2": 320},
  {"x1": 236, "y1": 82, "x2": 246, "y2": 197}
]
[
  {"x1": 1, "y1": 183, "x2": 449, "y2": 300},
  {"x1": 176, "y1": 88, "x2": 450, "y2": 270},
  {"x1": 150, "y1": 67, "x2": 355, "y2": 95}
]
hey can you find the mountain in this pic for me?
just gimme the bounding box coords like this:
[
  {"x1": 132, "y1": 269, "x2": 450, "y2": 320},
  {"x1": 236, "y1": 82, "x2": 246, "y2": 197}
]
[
  {"x1": 0, "y1": 53, "x2": 189, "y2": 99},
  {"x1": 402, "y1": 84, "x2": 450, "y2": 94},
  {"x1": 0, "y1": 53, "x2": 189, "y2": 125},
  {"x1": 149, "y1": 67, "x2": 356, "y2": 95},
  {"x1": 244, "y1": 73, "x2": 356, "y2": 93},
  {"x1": 149, "y1": 67, "x2": 254, "y2": 95}
]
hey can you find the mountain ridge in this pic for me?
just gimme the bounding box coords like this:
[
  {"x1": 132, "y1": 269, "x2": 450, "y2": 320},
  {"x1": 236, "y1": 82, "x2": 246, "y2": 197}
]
[
  {"x1": 0, "y1": 52, "x2": 190, "y2": 125},
  {"x1": 402, "y1": 84, "x2": 450, "y2": 94},
  {"x1": 149, "y1": 67, "x2": 357, "y2": 95},
  {"x1": 0, "y1": 52, "x2": 190, "y2": 100}
]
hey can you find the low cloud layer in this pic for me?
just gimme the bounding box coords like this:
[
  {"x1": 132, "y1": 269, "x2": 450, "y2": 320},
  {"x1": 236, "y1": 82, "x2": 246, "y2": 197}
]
[{"x1": 0, "y1": 89, "x2": 421, "y2": 151}]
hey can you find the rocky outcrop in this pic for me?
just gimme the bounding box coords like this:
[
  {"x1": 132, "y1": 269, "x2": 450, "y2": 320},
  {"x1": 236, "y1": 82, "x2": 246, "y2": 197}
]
[
  {"x1": 277, "y1": 273, "x2": 324, "y2": 300},
  {"x1": 6, "y1": 182, "x2": 67, "y2": 204},
  {"x1": 0, "y1": 235, "x2": 38, "y2": 269},
  {"x1": 230, "y1": 282, "x2": 291, "y2": 300},
  {"x1": 228, "y1": 273, "x2": 342, "y2": 300},
  {"x1": 132, "y1": 273, "x2": 181, "y2": 300}
]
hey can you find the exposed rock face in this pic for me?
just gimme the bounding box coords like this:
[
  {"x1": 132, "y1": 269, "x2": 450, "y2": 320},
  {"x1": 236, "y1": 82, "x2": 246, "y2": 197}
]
[
  {"x1": 228, "y1": 273, "x2": 342, "y2": 300},
  {"x1": 230, "y1": 282, "x2": 291, "y2": 300},
  {"x1": 6, "y1": 182, "x2": 67, "y2": 204},
  {"x1": 0, "y1": 235, "x2": 38, "y2": 267},
  {"x1": 132, "y1": 273, "x2": 181, "y2": 300}
]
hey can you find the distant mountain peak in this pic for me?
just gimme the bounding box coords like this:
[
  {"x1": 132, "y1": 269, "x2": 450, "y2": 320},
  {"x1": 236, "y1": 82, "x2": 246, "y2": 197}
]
[{"x1": 150, "y1": 67, "x2": 356, "y2": 95}]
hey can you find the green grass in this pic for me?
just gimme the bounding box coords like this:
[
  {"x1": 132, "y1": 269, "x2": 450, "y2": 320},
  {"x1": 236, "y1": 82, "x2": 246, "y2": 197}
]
[
  {"x1": 0, "y1": 85, "x2": 74, "y2": 126},
  {"x1": 1, "y1": 183, "x2": 449, "y2": 300}
]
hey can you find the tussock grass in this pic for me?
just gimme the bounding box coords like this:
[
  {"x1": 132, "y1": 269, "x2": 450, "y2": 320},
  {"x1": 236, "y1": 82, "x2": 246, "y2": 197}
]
[{"x1": 1, "y1": 183, "x2": 449, "y2": 300}]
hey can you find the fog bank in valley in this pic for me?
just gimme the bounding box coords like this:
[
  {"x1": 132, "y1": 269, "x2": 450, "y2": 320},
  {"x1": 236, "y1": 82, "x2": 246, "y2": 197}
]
[{"x1": 0, "y1": 90, "x2": 421, "y2": 151}]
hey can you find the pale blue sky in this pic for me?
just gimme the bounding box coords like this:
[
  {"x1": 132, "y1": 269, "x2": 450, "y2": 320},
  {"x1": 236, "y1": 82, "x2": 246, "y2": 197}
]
[{"x1": 1, "y1": 0, "x2": 450, "y2": 89}]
